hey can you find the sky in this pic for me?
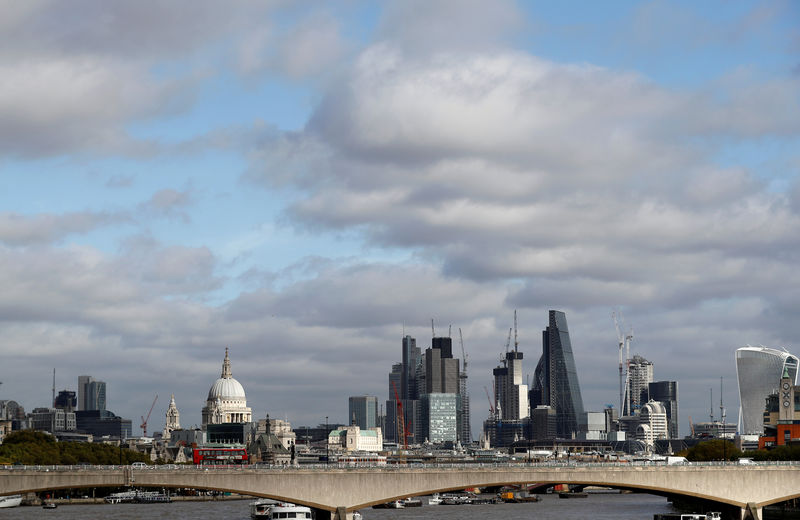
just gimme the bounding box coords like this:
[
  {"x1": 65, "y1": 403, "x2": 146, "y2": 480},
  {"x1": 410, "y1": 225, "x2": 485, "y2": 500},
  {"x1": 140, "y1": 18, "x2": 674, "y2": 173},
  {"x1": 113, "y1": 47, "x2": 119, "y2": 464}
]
[{"x1": 1, "y1": 0, "x2": 799, "y2": 439}]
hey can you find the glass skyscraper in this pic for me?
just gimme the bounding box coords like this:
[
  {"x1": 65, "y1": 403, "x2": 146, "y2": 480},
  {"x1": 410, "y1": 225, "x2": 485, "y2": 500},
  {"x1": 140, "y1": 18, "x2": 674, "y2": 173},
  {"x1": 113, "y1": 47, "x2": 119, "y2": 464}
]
[
  {"x1": 736, "y1": 345, "x2": 798, "y2": 435},
  {"x1": 531, "y1": 310, "x2": 585, "y2": 438},
  {"x1": 348, "y1": 395, "x2": 378, "y2": 429}
]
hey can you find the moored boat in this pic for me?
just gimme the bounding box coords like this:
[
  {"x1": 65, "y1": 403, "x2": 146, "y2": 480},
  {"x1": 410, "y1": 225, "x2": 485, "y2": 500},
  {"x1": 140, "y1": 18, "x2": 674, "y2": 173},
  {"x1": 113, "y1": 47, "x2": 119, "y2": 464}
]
[
  {"x1": 42, "y1": 501, "x2": 57, "y2": 509},
  {"x1": 0, "y1": 495, "x2": 23, "y2": 508},
  {"x1": 427, "y1": 493, "x2": 442, "y2": 506},
  {"x1": 251, "y1": 501, "x2": 313, "y2": 520},
  {"x1": 402, "y1": 497, "x2": 422, "y2": 507},
  {"x1": 558, "y1": 491, "x2": 588, "y2": 498}
]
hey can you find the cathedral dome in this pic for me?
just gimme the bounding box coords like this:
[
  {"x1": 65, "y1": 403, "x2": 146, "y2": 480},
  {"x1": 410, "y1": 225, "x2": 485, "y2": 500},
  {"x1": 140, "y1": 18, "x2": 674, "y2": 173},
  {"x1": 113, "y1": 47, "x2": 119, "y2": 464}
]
[
  {"x1": 207, "y1": 376, "x2": 246, "y2": 401},
  {"x1": 202, "y1": 348, "x2": 253, "y2": 427}
]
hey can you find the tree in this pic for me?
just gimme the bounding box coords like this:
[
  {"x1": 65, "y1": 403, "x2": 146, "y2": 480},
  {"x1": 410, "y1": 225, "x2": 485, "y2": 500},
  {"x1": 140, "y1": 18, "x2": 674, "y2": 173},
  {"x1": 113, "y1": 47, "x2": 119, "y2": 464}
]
[{"x1": 679, "y1": 439, "x2": 741, "y2": 462}]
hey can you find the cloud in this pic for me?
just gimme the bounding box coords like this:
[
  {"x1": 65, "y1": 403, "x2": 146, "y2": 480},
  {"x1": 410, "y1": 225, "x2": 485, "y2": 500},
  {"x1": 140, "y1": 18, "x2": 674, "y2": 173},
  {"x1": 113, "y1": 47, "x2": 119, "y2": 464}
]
[{"x1": 0, "y1": 211, "x2": 123, "y2": 246}]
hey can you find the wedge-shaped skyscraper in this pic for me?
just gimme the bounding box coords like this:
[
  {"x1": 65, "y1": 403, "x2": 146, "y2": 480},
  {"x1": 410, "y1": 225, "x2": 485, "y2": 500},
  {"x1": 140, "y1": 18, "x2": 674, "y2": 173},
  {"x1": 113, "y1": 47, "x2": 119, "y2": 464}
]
[
  {"x1": 736, "y1": 345, "x2": 798, "y2": 435},
  {"x1": 531, "y1": 310, "x2": 585, "y2": 438}
]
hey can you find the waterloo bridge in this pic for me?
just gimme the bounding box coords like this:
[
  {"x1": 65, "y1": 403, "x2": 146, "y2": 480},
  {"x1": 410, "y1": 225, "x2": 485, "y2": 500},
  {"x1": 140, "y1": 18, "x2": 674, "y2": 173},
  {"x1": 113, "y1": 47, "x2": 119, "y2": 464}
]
[{"x1": 1, "y1": 462, "x2": 798, "y2": 520}]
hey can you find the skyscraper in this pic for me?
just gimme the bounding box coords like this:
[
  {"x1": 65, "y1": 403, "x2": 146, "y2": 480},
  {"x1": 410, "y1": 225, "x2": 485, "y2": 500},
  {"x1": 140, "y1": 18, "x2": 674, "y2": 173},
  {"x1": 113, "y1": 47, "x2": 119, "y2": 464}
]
[
  {"x1": 493, "y1": 351, "x2": 529, "y2": 420},
  {"x1": 736, "y1": 345, "x2": 799, "y2": 435},
  {"x1": 648, "y1": 380, "x2": 678, "y2": 439},
  {"x1": 77, "y1": 376, "x2": 106, "y2": 411},
  {"x1": 531, "y1": 310, "x2": 585, "y2": 438},
  {"x1": 627, "y1": 354, "x2": 654, "y2": 415},
  {"x1": 401, "y1": 335, "x2": 420, "y2": 400},
  {"x1": 349, "y1": 395, "x2": 378, "y2": 429}
]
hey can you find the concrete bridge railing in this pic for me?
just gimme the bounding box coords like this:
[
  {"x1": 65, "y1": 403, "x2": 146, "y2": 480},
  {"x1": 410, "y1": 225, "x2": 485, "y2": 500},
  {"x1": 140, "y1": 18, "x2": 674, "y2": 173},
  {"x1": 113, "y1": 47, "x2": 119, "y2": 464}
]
[{"x1": 1, "y1": 462, "x2": 798, "y2": 520}]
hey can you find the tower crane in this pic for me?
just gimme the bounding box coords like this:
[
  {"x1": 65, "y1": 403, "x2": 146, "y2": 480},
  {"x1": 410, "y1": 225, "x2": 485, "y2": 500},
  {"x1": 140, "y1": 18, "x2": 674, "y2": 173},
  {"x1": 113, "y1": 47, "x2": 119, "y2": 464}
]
[
  {"x1": 459, "y1": 328, "x2": 468, "y2": 374},
  {"x1": 391, "y1": 381, "x2": 411, "y2": 450},
  {"x1": 141, "y1": 394, "x2": 158, "y2": 437},
  {"x1": 612, "y1": 311, "x2": 633, "y2": 415},
  {"x1": 484, "y1": 386, "x2": 496, "y2": 418}
]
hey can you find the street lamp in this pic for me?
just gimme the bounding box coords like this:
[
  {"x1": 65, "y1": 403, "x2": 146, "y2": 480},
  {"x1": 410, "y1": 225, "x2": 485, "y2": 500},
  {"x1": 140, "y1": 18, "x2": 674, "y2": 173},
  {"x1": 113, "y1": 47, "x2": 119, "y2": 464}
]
[{"x1": 325, "y1": 416, "x2": 329, "y2": 466}]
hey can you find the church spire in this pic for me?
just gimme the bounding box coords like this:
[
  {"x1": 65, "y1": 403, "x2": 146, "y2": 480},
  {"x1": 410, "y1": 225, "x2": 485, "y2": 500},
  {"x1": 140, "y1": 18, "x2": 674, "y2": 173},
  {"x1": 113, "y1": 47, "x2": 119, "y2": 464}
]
[{"x1": 222, "y1": 347, "x2": 232, "y2": 378}]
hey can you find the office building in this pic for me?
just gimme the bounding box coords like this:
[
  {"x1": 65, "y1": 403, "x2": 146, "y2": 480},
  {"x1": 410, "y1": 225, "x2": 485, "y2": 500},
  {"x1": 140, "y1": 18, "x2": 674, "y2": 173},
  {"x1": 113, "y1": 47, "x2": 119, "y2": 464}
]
[
  {"x1": 77, "y1": 376, "x2": 106, "y2": 411},
  {"x1": 75, "y1": 409, "x2": 132, "y2": 439},
  {"x1": 627, "y1": 355, "x2": 654, "y2": 415},
  {"x1": 54, "y1": 390, "x2": 77, "y2": 412},
  {"x1": 531, "y1": 310, "x2": 585, "y2": 438},
  {"x1": 425, "y1": 338, "x2": 459, "y2": 394},
  {"x1": 493, "y1": 350, "x2": 529, "y2": 421},
  {"x1": 648, "y1": 381, "x2": 679, "y2": 439},
  {"x1": 420, "y1": 393, "x2": 458, "y2": 443},
  {"x1": 31, "y1": 407, "x2": 76, "y2": 433},
  {"x1": 636, "y1": 401, "x2": 668, "y2": 448},
  {"x1": 736, "y1": 345, "x2": 799, "y2": 435},
  {"x1": 349, "y1": 395, "x2": 378, "y2": 429},
  {"x1": 401, "y1": 335, "x2": 421, "y2": 400}
]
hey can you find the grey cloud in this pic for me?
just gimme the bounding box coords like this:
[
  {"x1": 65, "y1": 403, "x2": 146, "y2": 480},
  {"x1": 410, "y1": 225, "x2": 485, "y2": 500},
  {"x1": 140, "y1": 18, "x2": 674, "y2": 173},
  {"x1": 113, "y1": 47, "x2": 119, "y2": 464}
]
[
  {"x1": 0, "y1": 211, "x2": 123, "y2": 246},
  {"x1": 138, "y1": 188, "x2": 193, "y2": 222},
  {"x1": 377, "y1": 0, "x2": 522, "y2": 55}
]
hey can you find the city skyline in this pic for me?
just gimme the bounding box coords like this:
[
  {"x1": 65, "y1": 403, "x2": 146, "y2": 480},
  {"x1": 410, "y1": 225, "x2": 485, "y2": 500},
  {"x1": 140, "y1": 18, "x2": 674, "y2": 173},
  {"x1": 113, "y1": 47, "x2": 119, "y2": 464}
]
[{"x1": 0, "y1": 1, "x2": 798, "y2": 438}]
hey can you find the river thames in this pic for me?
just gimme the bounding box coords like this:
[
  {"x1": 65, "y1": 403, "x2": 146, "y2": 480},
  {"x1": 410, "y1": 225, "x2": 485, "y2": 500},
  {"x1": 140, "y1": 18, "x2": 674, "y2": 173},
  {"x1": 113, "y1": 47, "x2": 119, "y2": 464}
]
[{"x1": 0, "y1": 492, "x2": 676, "y2": 519}]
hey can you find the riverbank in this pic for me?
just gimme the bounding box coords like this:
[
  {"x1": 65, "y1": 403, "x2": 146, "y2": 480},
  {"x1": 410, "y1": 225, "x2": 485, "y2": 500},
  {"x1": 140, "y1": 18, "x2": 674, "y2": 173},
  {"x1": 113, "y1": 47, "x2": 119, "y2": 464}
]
[{"x1": 22, "y1": 494, "x2": 252, "y2": 506}]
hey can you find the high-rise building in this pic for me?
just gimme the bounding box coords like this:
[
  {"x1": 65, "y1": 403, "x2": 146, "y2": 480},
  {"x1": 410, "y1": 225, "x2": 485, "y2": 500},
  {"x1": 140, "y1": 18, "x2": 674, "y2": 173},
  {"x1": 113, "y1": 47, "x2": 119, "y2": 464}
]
[
  {"x1": 77, "y1": 376, "x2": 106, "y2": 411},
  {"x1": 648, "y1": 381, "x2": 678, "y2": 439},
  {"x1": 531, "y1": 310, "x2": 585, "y2": 438},
  {"x1": 736, "y1": 345, "x2": 799, "y2": 435},
  {"x1": 348, "y1": 395, "x2": 378, "y2": 429},
  {"x1": 425, "y1": 339, "x2": 459, "y2": 394},
  {"x1": 627, "y1": 355, "x2": 654, "y2": 415},
  {"x1": 493, "y1": 351, "x2": 529, "y2": 421},
  {"x1": 420, "y1": 393, "x2": 458, "y2": 443},
  {"x1": 401, "y1": 336, "x2": 421, "y2": 400}
]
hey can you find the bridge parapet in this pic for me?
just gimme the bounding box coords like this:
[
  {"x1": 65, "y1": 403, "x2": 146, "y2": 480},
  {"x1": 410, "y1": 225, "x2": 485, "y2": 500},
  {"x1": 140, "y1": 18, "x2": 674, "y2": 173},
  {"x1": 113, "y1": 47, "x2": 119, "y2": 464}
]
[{"x1": 2, "y1": 462, "x2": 798, "y2": 520}]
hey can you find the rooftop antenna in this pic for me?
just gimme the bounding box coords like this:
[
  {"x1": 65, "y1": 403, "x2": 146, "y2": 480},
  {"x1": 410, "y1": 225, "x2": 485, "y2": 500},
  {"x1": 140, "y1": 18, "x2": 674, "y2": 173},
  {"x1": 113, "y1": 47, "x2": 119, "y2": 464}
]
[
  {"x1": 52, "y1": 368, "x2": 56, "y2": 408},
  {"x1": 431, "y1": 318, "x2": 435, "y2": 339},
  {"x1": 720, "y1": 376, "x2": 726, "y2": 428},
  {"x1": 448, "y1": 324, "x2": 452, "y2": 338},
  {"x1": 513, "y1": 310, "x2": 519, "y2": 353},
  {"x1": 710, "y1": 387, "x2": 714, "y2": 423}
]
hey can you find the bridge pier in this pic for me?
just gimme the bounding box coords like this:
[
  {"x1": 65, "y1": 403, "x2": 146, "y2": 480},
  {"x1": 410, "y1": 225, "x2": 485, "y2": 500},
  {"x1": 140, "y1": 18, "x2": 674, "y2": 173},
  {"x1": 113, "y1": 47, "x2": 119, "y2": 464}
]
[
  {"x1": 741, "y1": 502, "x2": 761, "y2": 520},
  {"x1": 313, "y1": 506, "x2": 353, "y2": 520}
]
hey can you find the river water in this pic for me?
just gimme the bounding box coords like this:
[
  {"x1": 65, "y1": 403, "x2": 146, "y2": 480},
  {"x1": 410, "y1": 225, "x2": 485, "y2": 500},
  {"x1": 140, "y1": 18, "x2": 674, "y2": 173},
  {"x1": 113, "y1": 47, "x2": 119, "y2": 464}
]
[{"x1": 0, "y1": 492, "x2": 676, "y2": 520}]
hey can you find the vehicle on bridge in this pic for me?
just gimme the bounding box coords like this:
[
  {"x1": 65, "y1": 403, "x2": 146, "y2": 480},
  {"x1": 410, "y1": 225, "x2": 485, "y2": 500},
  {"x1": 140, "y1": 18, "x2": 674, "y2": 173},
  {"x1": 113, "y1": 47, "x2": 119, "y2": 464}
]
[{"x1": 192, "y1": 447, "x2": 248, "y2": 466}]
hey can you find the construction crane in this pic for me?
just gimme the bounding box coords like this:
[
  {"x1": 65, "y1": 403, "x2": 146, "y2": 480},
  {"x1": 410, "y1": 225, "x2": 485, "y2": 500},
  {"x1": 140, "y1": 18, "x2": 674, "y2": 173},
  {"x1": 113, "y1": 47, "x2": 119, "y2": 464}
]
[
  {"x1": 612, "y1": 311, "x2": 633, "y2": 415},
  {"x1": 484, "y1": 386, "x2": 495, "y2": 418},
  {"x1": 503, "y1": 327, "x2": 512, "y2": 359},
  {"x1": 140, "y1": 394, "x2": 158, "y2": 437},
  {"x1": 459, "y1": 328, "x2": 468, "y2": 375},
  {"x1": 391, "y1": 381, "x2": 410, "y2": 450}
]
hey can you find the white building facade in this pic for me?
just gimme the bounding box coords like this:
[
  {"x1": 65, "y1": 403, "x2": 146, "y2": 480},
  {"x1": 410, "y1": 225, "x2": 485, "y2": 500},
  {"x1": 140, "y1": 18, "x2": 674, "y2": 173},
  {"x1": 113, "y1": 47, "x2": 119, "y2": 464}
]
[
  {"x1": 201, "y1": 349, "x2": 253, "y2": 427},
  {"x1": 736, "y1": 345, "x2": 799, "y2": 435}
]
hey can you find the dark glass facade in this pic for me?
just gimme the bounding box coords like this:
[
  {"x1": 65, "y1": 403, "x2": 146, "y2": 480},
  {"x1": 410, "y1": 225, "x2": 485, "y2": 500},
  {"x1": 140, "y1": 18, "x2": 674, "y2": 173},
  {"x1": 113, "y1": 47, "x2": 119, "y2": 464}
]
[
  {"x1": 648, "y1": 380, "x2": 679, "y2": 439},
  {"x1": 531, "y1": 310, "x2": 585, "y2": 438}
]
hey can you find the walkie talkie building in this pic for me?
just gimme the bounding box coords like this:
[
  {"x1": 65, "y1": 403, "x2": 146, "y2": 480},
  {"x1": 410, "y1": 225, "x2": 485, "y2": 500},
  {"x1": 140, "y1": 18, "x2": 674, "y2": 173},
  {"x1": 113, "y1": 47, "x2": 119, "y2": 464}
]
[{"x1": 736, "y1": 345, "x2": 798, "y2": 435}]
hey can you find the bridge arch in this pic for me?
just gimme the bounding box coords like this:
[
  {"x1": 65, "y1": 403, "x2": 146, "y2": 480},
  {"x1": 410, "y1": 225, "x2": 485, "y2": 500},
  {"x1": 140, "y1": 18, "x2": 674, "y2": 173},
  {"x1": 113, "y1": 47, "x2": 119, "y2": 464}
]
[{"x1": 2, "y1": 463, "x2": 797, "y2": 520}]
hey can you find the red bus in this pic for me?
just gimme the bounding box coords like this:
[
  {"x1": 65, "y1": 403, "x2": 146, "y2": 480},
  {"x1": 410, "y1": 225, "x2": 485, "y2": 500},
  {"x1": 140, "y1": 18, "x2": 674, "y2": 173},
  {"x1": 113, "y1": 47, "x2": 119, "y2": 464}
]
[{"x1": 192, "y1": 447, "x2": 248, "y2": 466}]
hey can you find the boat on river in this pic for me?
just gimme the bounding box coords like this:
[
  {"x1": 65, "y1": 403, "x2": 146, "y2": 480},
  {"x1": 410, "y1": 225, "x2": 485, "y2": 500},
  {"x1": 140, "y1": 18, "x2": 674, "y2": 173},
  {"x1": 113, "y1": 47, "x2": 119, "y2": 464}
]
[
  {"x1": 251, "y1": 500, "x2": 313, "y2": 520},
  {"x1": 0, "y1": 495, "x2": 23, "y2": 508},
  {"x1": 372, "y1": 500, "x2": 404, "y2": 509}
]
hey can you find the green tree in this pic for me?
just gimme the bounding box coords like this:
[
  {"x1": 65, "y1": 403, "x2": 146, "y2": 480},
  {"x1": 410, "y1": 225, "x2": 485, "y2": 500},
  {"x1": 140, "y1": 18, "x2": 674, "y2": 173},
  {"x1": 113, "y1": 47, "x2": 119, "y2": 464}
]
[{"x1": 679, "y1": 439, "x2": 741, "y2": 462}]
